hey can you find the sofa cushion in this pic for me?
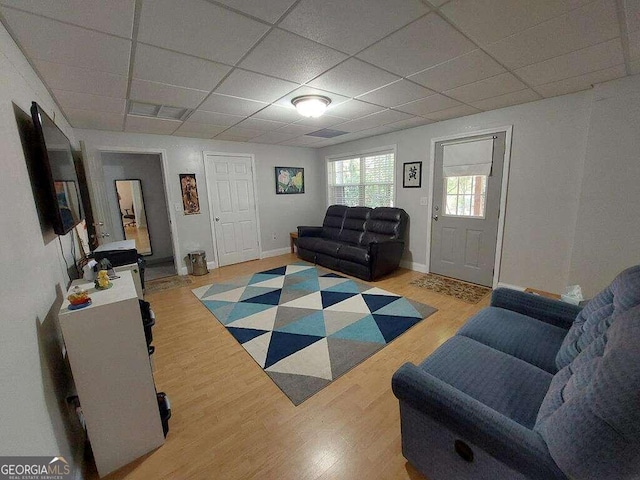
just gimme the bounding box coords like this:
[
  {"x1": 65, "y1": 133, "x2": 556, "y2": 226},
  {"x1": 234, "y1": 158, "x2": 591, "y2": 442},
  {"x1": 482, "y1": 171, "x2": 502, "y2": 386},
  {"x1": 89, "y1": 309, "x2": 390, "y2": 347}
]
[
  {"x1": 337, "y1": 244, "x2": 369, "y2": 266},
  {"x1": 555, "y1": 265, "x2": 640, "y2": 370},
  {"x1": 321, "y1": 204, "x2": 347, "y2": 240},
  {"x1": 458, "y1": 307, "x2": 568, "y2": 373},
  {"x1": 361, "y1": 207, "x2": 407, "y2": 244},
  {"x1": 535, "y1": 304, "x2": 640, "y2": 479},
  {"x1": 338, "y1": 207, "x2": 370, "y2": 245},
  {"x1": 419, "y1": 335, "x2": 553, "y2": 429},
  {"x1": 296, "y1": 237, "x2": 343, "y2": 256}
]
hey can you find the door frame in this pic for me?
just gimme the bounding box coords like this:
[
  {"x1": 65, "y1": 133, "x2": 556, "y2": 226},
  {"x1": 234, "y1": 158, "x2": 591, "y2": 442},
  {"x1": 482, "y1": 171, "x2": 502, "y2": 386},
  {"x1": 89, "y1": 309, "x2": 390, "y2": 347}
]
[
  {"x1": 203, "y1": 151, "x2": 261, "y2": 269},
  {"x1": 87, "y1": 144, "x2": 180, "y2": 274},
  {"x1": 426, "y1": 126, "x2": 513, "y2": 289}
]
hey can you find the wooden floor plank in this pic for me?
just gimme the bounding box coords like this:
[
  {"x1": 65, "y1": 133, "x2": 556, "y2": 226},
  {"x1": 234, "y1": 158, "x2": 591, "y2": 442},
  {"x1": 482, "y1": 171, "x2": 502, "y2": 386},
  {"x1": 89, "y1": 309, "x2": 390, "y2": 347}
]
[{"x1": 99, "y1": 254, "x2": 489, "y2": 480}]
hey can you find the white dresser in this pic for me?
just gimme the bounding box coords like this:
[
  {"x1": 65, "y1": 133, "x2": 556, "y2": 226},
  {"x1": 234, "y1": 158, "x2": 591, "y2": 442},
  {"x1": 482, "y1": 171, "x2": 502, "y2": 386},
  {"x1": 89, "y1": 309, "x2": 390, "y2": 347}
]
[{"x1": 59, "y1": 271, "x2": 164, "y2": 477}]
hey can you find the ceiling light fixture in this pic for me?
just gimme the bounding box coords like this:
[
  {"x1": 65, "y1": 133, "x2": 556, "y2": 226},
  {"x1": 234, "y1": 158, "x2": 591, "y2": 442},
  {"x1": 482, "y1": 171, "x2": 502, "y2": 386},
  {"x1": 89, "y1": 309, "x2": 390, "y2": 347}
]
[{"x1": 291, "y1": 95, "x2": 331, "y2": 118}]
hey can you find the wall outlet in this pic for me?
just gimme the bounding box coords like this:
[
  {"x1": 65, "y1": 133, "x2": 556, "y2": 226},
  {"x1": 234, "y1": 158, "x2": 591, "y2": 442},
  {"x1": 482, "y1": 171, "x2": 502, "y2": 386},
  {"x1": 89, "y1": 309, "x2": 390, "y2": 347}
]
[{"x1": 272, "y1": 233, "x2": 277, "y2": 240}]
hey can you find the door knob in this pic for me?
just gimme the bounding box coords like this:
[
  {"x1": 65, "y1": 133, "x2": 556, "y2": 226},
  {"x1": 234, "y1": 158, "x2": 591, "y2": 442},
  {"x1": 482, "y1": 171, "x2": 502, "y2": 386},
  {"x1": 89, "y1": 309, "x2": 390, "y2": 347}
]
[
  {"x1": 432, "y1": 214, "x2": 438, "y2": 221},
  {"x1": 215, "y1": 217, "x2": 220, "y2": 222},
  {"x1": 94, "y1": 221, "x2": 104, "y2": 226}
]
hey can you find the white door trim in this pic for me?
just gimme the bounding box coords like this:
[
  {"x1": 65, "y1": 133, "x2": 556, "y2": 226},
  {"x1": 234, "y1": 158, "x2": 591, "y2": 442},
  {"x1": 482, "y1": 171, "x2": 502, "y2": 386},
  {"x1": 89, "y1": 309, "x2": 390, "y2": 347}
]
[
  {"x1": 90, "y1": 145, "x2": 180, "y2": 276},
  {"x1": 426, "y1": 126, "x2": 513, "y2": 289},
  {"x1": 203, "y1": 151, "x2": 261, "y2": 269}
]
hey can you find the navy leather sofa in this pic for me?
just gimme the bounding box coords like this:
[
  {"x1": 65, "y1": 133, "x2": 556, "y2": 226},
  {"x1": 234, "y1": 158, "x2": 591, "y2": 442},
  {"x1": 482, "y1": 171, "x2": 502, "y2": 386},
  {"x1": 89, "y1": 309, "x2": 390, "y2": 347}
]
[
  {"x1": 393, "y1": 265, "x2": 640, "y2": 479},
  {"x1": 297, "y1": 205, "x2": 408, "y2": 281}
]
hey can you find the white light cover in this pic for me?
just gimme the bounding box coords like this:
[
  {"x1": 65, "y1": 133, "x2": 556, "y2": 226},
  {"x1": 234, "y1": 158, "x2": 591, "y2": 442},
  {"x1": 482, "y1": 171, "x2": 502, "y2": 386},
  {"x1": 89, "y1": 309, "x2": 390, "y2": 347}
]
[{"x1": 292, "y1": 95, "x2": 331, "y2": 118}]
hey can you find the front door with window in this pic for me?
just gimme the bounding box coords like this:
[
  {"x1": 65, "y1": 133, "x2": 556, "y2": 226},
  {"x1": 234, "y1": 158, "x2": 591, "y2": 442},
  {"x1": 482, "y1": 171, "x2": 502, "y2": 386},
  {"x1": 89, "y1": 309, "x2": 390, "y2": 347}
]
[{"x1": 430, "y1": 132, "x2": 505, "y2": 287}]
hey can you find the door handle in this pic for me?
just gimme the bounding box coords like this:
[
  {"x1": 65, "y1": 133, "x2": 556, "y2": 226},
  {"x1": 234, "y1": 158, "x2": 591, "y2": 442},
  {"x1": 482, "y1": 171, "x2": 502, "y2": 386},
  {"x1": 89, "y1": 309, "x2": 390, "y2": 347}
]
[
  {"x1": 94, "y1": 221, "x2": 104, "y2": 227},
  {"x1": 215, "y1": 217, "x2": 220, "y2": 222},
  {"x1": 432, "y1": 214, "x2": 438, "y2": 221}
]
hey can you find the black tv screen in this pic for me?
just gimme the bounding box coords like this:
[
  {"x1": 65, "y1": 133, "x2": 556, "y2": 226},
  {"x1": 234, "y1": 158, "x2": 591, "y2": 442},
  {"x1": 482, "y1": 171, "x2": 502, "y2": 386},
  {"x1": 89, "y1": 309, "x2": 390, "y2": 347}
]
[{"x1": 30, "y1": 102, "x2": 84, "y2": 235}]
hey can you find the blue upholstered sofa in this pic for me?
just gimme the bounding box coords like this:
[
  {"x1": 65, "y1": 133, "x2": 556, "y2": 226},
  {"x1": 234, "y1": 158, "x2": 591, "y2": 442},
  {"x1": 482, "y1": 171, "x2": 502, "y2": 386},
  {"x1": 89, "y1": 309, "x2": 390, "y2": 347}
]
[{"x1": 392, "y1": 266, "x2": 640, "y2": 480}]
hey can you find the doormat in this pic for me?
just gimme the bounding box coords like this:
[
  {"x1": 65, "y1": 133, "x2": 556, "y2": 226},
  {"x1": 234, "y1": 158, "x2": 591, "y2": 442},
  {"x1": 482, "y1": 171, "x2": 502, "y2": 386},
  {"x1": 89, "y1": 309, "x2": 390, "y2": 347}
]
[
  {"x1": 410, "y1": 273, "x2": 491, "y2": 304},
  {"x1": 145, "y1": 275, "x2": 193, "y2": 294},
  {"x1": 192, "y1": 262, "x2": 437, "y2": 405}
]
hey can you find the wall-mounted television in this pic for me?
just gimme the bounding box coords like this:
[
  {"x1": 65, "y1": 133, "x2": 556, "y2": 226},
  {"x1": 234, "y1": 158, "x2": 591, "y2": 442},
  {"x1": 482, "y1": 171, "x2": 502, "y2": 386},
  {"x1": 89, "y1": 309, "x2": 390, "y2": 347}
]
[{"x1": 30, "y1": 101, "x2": 84, "y2": 235}]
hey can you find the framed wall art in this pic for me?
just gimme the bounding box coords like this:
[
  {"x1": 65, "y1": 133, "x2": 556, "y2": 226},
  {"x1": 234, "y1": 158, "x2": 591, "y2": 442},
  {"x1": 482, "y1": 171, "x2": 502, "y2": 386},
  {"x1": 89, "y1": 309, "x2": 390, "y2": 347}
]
[
  {"x1": 180, "y1": 173, "x2": 200, "y2": 214},
  {"x1": 275, "y1": 167, "x2": 304, "y2": 194},
  {"x1": 403, "y1": 161, "x2": 422, "y2": 188}
]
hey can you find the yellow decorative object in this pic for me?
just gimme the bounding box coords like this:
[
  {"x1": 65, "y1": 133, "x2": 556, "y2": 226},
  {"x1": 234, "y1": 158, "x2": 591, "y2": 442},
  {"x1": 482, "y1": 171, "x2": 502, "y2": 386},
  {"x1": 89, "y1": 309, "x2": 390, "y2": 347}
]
[{"x1": 95, "y1": 270, "x2": 112, "y2": 290}]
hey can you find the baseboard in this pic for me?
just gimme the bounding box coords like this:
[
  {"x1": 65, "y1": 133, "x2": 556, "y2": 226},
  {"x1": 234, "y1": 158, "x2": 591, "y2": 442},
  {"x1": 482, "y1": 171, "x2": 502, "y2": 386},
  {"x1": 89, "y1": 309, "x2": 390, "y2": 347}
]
[
  {"x1": 260, "y1": 247, "x2": 290, "y2": 259},
  {"x1": 496, "y1": 282, "x2": 526, "y2": 291},
  {"x1": 400, "y1": 260, "x2": 428, "y2": 273}
]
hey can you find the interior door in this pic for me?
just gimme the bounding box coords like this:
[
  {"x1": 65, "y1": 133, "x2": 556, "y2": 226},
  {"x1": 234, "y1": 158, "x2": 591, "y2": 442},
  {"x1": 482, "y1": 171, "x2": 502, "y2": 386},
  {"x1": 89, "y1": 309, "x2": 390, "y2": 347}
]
[
  {"x1": 205, "y1": 154, "x2": 259, "y2": 267},
  {"x1": 430, "y1": 132, "x2": 505, "y2": 287}
]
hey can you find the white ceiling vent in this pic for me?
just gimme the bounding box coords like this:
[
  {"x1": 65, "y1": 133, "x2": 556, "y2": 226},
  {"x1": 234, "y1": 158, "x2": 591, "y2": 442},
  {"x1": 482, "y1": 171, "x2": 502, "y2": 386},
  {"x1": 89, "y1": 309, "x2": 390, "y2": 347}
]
[{"x1": 129, "y1": 101, "x2": 192, "y2": 120}]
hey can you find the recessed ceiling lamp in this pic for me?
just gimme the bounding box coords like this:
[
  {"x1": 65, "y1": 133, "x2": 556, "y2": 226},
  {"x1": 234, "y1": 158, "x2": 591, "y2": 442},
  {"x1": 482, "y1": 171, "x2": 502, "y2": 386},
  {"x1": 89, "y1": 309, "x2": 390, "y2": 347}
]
[{"x1": 291, "y1": 95, "x2": 331, "y2": 118}]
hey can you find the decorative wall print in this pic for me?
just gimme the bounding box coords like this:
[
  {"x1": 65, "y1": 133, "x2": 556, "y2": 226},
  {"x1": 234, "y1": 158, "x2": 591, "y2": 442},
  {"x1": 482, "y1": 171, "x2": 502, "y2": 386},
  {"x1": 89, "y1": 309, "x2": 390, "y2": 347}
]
[
  {"x1": 275, "y1": 167, "x2": 305, "y2": 194},
  {"x1": 180, "y1": 174, "x2": 200, "y2": 214},
  {"x1": 403, "y1": 161, "x2": 422, "y2": 188}
]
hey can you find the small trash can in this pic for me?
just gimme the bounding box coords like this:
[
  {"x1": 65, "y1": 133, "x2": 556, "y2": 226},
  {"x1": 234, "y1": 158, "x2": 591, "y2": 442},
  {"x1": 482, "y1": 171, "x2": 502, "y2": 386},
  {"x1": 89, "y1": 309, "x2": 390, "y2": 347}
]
[{"x1": 188, "y1": 250, "x2": 208, "y2": 276}]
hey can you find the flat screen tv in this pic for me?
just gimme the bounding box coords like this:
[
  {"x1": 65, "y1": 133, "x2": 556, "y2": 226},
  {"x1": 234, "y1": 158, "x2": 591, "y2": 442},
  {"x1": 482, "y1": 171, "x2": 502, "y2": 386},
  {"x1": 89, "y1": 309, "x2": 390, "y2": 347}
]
[{"x1": 30, "y1": 101, "x2": 84, "y2": 235}]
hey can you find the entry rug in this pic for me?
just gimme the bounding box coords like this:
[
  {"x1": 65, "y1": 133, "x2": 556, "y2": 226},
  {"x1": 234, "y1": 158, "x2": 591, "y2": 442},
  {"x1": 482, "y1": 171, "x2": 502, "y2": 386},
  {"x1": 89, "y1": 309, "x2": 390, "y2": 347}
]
[
  {"x1": 145, "y1": 275, "x2": 193, "y2": 294},
  {"x1": 410, "y1": 273, "x2": 491, "y2": 304},
  {"x1": 192, "y1": 262, "x2": 437, "y2": 405}
]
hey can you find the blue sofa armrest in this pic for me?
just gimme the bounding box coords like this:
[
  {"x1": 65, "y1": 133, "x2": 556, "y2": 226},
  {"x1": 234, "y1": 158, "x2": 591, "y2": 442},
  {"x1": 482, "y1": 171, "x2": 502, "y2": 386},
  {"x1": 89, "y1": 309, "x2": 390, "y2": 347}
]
[
  {"x1": 490, "y1": 288, "x2": 582, "y2": 330},
  {"x1": 297, "y1": 226, "x2": 323, "y2": 237},
  {"x1": 392, "y1": 363, "x2": 567, "y2": 480}
]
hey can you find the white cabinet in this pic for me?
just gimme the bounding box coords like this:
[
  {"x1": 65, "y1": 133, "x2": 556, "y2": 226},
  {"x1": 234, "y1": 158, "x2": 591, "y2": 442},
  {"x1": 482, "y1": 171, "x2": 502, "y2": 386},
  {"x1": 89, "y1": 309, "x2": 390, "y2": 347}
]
[
  {"x1": 59, "y1": 271, "x2": 164, "y2": 477},
  {"x1": 113, "y1": 262, "x2": 143, "y2": 299}
]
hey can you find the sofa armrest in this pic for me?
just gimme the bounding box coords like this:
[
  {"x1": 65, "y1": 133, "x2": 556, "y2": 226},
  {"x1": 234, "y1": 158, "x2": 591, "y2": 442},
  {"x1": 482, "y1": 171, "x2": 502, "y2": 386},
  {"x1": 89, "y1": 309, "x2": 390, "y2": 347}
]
[
  {"x1": 368, "y1": 239, "x2": 405, "y2": 279},
  {"x1": 392, "y1": 363, "x2": 566, "y2": 480},
  {"x1": 490, "y1": 288, "x2": 582, "y2": 330},
  {"x1": 297, "y1": 226, "x2": 323, "y2": 238}
]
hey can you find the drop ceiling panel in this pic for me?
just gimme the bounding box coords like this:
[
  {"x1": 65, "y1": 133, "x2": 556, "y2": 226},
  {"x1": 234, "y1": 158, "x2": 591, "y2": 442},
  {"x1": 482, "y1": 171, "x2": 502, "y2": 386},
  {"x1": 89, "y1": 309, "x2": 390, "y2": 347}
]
[
  {"x1": 534, "y1": 64, "x2": 626, "y2": 97},
  {"x1": 64, "y1": 109, "x2": 124, "y2": 131},
  {"x1": 273, "y1": 86, "x2": 350, "y2": 109},
  {"x1": 335, "y1": 109, "x2": 413, "y2": 132},
  {"x1": 0, "y1": 0, "x2": 136, "y2": 38},
  {"x1": 425, "y1": 104, "x2": 480, "y2": 121},
  {"x1": 384, "y1": 116, "x2": 434, "y2": 130},
  {"x1": 130, "y1": 79, "x2": 208, "y2": 109},
  {"x1": 252, "y1": 104, "x2": 302, "y2": 123},
  {"x1": 440, "y1": 0, "x2": 592, "y2": 45},
  {"x1": 279, "y1": 0, "x2": 429, "y2": 54},
  {"x1": 137, "y1": 0, "x2": 269, "y2": 64},
  {"x1": 307, "y1": 58, "x2": 399, "y2": 97},
  {"x1": 215, "y1": 69, "x2": 299, "y2": 103},
  {"x1": 199, "y1": 94, "x2": 267, "y2": 116},
  {"x1": 357, "y1": 80, "x2": 434, "y2": 107},
  {"x1": 325, "y1": 100, "x2": 386, "y2": 119},
  {"x1": 215, "y1": 0, "x2": 298, "y2": 23},
  {"x1": 239, "y1": 28, "x2": 348, "y2": 83},
  {"x1": 187, "y1": 110, "x2": 244, "y2": 126},
  {"x1": 280, "y1": 136, "x2": 324, "y2": 147},
  {"x1": 125, "y1": 115, "x2": 181, "y2": 134},
  {"x1": 274, "y1": 123, "x2": 318, "y2": 135},
  {"x1": 357, "y1": 13, "x2": 476, "y2": 76},
  {"x1": 408, "y1": 49, "x2": 506, "y2": 92},
  {"x1": 1, "y1": 8, "x2": 131, "y2": 74},
  {"x1": 173, "y1": 122, "x2": 226, "y2": 138},
  {"x1": 133, "y1": 44, "x2": 231, "y2": 91},
  {"x1": 628, "y1": 29, "x2": 640, "y2": 61},
  {"x1": 54, "y1": 90, "x2": 126, "y2": 114},
  {"x1": 484, "y1": 0, "x2": 620, "y2": 69},
  {"x1": 444, "y1": 72, "x2": 528, "y2": 103},
  {"x1": 33, "y1": 60, "x2": 128, "y2": 98},
  {"x1": 293, "y1": 114, "x2": 348, "y2": 128},
  {"x1": 470, "y1": 88, "x2": 541, "y2": 110},
  {"x1": 395, "y1": 94, "x2": 461, "y2": 116},
  {"x1": 216, "y1": 126, "x2": 264, "y2": 139},
  {"x1": 251, "y1": 131, "x2": 298, "y2": 144},
  {"x1": 235, "y1": 117, "x2": 287, "y2": 131}
]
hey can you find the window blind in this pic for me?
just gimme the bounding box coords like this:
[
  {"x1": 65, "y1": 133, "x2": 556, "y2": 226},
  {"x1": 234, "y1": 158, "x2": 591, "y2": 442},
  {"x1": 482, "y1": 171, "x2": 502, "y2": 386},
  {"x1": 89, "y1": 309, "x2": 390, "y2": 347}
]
[
  {"x1": 327, "y1": 151, "x2": 395, "y2": 208},
  {"x1": 442, "y1": 137, "x2": 494, "y2": 177}
]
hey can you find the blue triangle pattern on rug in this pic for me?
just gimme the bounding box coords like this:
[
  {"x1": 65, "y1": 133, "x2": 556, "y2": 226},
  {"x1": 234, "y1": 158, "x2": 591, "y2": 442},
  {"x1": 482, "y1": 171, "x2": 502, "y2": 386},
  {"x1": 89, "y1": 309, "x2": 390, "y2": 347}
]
[
  {"x1": 361, "y1": 293, "x2": 401, "y2": 312},
  {"x1": 227, "y1": 327, "x2": 268, "y2": 344},
  {"x1": 264, "y1": 331, "x2": 323, "y2": 368},
  {"x1": 276, "y1": 311, "x2": 326, "y2": 337},
  {"x1": 192, "y1": 263, "x2": 436, "y2": 405},
  {"x1": 321, "y1": 291, "x2": 357, "y2": 308}
]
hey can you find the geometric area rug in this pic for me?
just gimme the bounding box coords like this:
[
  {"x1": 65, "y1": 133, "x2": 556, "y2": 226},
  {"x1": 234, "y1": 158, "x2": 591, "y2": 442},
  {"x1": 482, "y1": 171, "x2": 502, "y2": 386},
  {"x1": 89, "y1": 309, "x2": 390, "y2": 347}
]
[{"x1": 192, "y1": 262, "x2": 437, "y2": 405}]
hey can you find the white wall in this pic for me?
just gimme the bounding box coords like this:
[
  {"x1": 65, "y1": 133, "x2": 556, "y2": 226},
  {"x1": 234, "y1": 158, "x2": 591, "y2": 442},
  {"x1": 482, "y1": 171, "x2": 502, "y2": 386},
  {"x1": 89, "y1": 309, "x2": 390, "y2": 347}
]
[
  {"x1": 319, "y1": 92, "x2": 593, "y2": 293},
  {"x1": 101, "y1": 152, "x2": 173, "y2": 261},
  {"x1": 74, "y1": 130, "x2": 325, "y2": 272},
  {"x1": 569, "y1": 75, "x2": 640, "y2": 296},
  {"x1": 0, "y1": 24, "x2": 83, "y2": 468}
]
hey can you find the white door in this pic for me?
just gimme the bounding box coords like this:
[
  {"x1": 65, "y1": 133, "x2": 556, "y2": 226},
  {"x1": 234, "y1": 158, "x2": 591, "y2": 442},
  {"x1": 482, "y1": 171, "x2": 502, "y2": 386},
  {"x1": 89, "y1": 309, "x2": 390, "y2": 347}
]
[
  {"x1": 205, "y1": 154, "x2": 259, "y2": 267},
  {"x1": 430, "y1": 132, "x2": 506, "y2": 287}
]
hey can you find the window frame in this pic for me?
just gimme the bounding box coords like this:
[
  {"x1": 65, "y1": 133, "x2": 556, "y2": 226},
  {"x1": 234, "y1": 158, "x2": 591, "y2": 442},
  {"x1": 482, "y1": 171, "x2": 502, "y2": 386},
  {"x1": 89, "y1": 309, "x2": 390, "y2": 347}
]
[{"x1": 325, "y1": 145, "x2": 397, "y2": 209}]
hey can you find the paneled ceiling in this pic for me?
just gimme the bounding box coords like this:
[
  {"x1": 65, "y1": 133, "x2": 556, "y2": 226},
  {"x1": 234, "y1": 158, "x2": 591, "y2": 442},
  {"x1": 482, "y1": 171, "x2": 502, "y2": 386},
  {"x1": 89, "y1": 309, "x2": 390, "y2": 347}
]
[{"x1": 1, "y1": 0, "x2": 637, "y2": 148}]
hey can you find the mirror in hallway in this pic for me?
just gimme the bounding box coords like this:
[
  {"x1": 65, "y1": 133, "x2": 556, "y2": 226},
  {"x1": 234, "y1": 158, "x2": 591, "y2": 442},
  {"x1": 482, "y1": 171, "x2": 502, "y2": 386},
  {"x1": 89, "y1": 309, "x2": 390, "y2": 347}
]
[{"x1": 115, "y1": 179, "x2": 152, "y2": 255}]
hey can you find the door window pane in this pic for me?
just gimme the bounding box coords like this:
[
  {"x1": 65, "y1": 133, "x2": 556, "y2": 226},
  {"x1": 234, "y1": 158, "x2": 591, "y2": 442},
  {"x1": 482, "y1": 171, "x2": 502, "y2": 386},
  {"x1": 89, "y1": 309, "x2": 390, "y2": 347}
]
[{"x1": 443, "y1": 175, "x2": 487, "y2": 218}]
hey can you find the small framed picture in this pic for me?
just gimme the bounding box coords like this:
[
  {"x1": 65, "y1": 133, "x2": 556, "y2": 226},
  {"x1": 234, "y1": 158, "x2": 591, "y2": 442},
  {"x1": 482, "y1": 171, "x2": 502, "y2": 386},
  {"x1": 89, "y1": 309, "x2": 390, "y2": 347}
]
[
  {"x1": 275, "y1": 167, "x2": 305, "y2": 194},
  {"x1": 180, "y1": 173, "x2": 200, "y2": 214},
  {"x1": 403, "y1": 161, "x2": 422, "y2": 188}
]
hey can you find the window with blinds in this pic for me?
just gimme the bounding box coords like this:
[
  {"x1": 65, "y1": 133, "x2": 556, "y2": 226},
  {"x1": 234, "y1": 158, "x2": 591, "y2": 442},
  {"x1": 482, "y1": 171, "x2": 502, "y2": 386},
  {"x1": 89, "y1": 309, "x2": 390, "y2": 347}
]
[{"x1": 327, "y1": 151, "x2": 395, "y2": 208}]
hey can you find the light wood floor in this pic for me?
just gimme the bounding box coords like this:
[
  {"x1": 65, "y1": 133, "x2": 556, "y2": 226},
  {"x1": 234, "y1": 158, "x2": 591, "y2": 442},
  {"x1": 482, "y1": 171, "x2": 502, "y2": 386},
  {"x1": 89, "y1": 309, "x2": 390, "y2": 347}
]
[{"x1": 102, "y1": 254, "x2": 490, "y2": 480}]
